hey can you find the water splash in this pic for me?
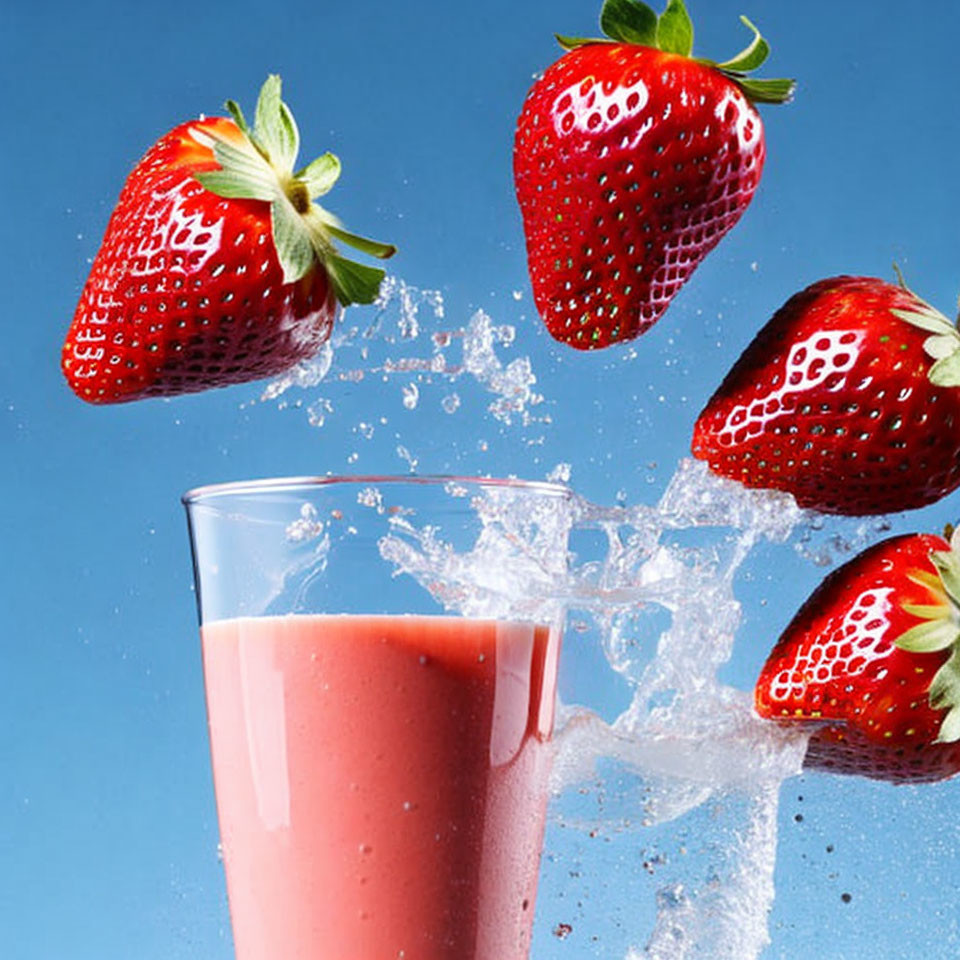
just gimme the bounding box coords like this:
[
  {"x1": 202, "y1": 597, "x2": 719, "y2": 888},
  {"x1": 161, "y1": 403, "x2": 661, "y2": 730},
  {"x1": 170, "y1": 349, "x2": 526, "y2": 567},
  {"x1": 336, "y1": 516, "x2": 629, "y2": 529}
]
[
  {"x1": 306, "y1": 397, "x2": 333, "y2": 428},
  {"x1": 401, "y1": 382, "x2": 419, "y2": 410},
  {"x1": 261, "y1": 340, "x2": 334, "y2": 402},
  {"x1": 375, "y1": 275, "x2": 444, "y2": 340},
  {"x1": 284, "y1": 503, "x2": 326, "y2": 543},
  {"x1": 378, "y1": 480, "x2": 572, "y2": 622},
  {"x1": 257, "y1": 277, "x2": 546, "y2": 429},
  {"x1": 396, "y1": 445, "x2": 419, "y2": 472},
  {"x1": 793, "y1": 512, "x2": 894, "y2": 567},
  {"x1": 377, "y1": 458, "x2": 810, "y2": 959},
  {"x1": 461, "y1": 309, "x2": 543, "y2": 425},
  {"x1": 559, "y1": 462, "x2": 807, "y2": 959},
  {"x1": 629, "y1": 783, "x2": 782, "y2": 960}
]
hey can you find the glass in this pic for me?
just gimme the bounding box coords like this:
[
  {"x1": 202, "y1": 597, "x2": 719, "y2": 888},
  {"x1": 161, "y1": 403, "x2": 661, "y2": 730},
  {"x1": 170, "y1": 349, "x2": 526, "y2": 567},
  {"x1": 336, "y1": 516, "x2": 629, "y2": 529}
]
[{"x1": 182, "y1": 475, "x2": 572, "y2": 960}]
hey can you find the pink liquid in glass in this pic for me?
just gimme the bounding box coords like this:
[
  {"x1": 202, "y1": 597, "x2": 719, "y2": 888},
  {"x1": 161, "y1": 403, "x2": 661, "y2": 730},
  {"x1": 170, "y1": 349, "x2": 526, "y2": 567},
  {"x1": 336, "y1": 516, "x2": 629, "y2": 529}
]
[{"x1": 201, "y1": 614, "x2": 562, "y2": 960}]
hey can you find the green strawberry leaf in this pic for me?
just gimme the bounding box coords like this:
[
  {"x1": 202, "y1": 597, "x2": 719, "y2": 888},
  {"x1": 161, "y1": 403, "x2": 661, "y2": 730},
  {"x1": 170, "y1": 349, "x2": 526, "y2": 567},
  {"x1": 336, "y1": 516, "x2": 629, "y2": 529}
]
[
  {"x1": 211, "y1": 136, "x2": 276, "y2": 183},
  {"x1": 937, "y1": 704, "x2": 960, "y2": 743},
  {"x1": 325, "y1": 255, "x2": 387, "y2": 306},
  {"x1": 732, "y1": 76, "x2": 796, "y2": 104},
  {"x1": 225, "y1": 99, "x2": 252, "y2": 139},
  {"x1": 190, "y1": 126, "x2": 279, "y2": 200},
  {"x1": 899, "y1": 548, "x2": 960, "y2": 743},
  {"x1": 902, "y1": 602, "x2": 951, "y2": 620},
  {"x1": 896, "y1": 617, "x2": 960, "y2": 653},
  {"x1": 656, "y1": 0, "x2": 693, "y2": 57},
  {"x1": 297, "y1": 153, "x2": 342, "y2": 199},
  {"x1": 560, "y1": 0, "x2": 793, "y2": 109},
  {"x1": 908, "y1": 568, "x2": 945, "y2": 594},
  {"x1": 279, "y1": 101, "x2": 301, "y2": 169},
  {"x1": 716, "y1": 16, "x2": 769, "y2": 72},
  {"x1": 890, "y1": 294, "x2": 960, "y2": 385},
  {"x1": 929, "y1": 648, "x2": 960, "y2": 709},
  {"x1": 929, "y1": 351, "x2": 960, "y2": 388},
  {"x1": 193, "y1": 76, "x2": 396, "y2": 307},
  {"x1": 254, "y1": 75, "x2": 282, "y2": 143},
  {"x1": 931, "y1": 550, "x2": 960, "y2": 606},
  {"x1": 600, "y1": 0, "x2": 659, "y2": 46},
  {"x1": 270, "y1": 197, "x2": 315, "y2": 284},
  {"x1": 327, "y1": 224, "x2": 397, "y2": 259},
  {"x1": 194, "y1": 168, "x2": 277, "y2": 201},
  {"x1": 924, "y1": 333, "x2": 960, "y2": 360},
  {"x1": 254, "y1": 74, "x2": 299, "y2": 172},
  {"x1": 930, "y1": 647, "x2": 960, "y2": 742},
  {"x1": 555, "y1": 33, "x2": 611, "y2": 51},
  {"x1": 892, "y1": 306, "x2": 956, "y2": 336}
]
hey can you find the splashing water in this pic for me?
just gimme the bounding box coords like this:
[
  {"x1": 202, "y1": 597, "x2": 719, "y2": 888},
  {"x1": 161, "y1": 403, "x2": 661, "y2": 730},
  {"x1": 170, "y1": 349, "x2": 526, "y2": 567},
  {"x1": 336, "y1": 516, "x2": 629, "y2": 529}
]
[
  {"x1": 377, "y1": 457, "x2": 811, "y2": 959},
  {"x1": 250, "y1": 277, "x2": 908, "y2": 957},
  {"x1": 257, "y1": 276, "x2": 546, "y2": 429},
  {"x1": 261, "y1": 340, "x2": 334, "y2": 402},
  {"x1": 378, "y1": 479, "x2": 572, "y2": 622},
  {"x1": 557, "y1": 461, "x2": 809, "y2": 958}
]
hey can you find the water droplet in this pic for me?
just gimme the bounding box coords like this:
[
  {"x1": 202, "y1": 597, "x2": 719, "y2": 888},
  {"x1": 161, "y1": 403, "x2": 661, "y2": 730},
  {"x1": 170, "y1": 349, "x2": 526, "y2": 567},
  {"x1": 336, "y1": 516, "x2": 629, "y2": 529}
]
[{"x1": 402, "y1": 383, "x2": 419, "y2": 410}]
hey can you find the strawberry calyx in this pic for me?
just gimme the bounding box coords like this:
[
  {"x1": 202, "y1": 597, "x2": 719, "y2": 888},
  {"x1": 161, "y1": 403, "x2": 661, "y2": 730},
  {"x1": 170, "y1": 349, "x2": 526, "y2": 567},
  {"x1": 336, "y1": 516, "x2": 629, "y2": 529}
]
[
  {"x1": 898, "y1": 526, "x2": 960, "y2": 743},
  {"x1": 556, "y1": 0, "x2": 795, "y2": 105},
  {"x1": 889, "y1": 267, "x2": 960, "y2": 388},
  {"x1": 190, "y1": 75, "x2": 396, "y2": 306}
]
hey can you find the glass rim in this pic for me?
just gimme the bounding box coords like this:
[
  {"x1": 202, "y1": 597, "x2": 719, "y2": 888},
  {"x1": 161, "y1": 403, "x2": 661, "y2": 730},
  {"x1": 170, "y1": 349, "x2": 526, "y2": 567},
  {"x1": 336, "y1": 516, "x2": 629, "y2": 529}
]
[{"x1": 181, "y1": 474, "x2": 572, "y2": 507}]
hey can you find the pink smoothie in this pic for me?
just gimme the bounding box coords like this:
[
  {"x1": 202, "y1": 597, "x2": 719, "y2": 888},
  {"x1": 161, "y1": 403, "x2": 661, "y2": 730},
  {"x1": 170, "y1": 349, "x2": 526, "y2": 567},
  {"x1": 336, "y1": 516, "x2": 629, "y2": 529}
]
[{"x1": 201, "y1": 614, "x2": 562, "y2": 960}]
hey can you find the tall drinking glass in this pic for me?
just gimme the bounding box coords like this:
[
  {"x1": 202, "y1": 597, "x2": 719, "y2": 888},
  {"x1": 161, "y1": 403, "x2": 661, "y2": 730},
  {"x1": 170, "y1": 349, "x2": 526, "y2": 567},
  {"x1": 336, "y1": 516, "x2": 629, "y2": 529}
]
[{"x1": 182, "y1": 476, "x2": 571, "y2": 960}]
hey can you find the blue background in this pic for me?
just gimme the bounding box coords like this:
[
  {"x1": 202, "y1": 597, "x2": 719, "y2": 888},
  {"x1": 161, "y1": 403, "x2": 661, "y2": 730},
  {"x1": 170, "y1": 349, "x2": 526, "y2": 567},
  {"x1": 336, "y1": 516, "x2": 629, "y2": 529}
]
[{"x1": 2, "y1": 0, "x2": 960, "y2": 957}]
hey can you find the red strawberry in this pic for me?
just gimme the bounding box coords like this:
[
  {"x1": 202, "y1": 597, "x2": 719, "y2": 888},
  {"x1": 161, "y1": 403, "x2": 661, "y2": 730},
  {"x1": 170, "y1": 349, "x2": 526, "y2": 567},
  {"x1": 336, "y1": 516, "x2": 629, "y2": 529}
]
[
  {"x1": 692, "y1": 275, "x2": 960, "y2": 515},
  {"x1": 513, "y1": 0, "x2": 793, "y2": 349},
  {"x1": 63, "y1": 76, "x2": 395, "y2": 404},
  {"x1": 755, "y1": 532, "x2": 960, "y2": 783}
]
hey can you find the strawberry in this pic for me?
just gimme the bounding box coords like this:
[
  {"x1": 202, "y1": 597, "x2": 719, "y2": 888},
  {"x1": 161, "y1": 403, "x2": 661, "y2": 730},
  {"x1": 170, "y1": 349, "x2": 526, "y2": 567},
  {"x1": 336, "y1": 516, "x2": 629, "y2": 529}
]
[
  {"x1": 513, "y1": 0, "x2": 793, "y2": 349},
  {"x1": 692, "y1": 275, "x2": 960, "y2": 515},
  {"x1": 755, "y1": 531, "x2": 960, "y2": 783},
  {"x1": 62, "y1": 76, "x2": 395, "y2": 404}
]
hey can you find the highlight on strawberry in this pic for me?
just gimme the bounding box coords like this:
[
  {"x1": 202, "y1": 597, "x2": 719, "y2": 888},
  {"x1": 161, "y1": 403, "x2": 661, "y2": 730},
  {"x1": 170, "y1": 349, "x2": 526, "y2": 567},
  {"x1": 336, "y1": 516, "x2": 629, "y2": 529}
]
[
  {"x1": 692, "y1": 274, "x2": 960, "y2": 515},
  {"x1": 513, "y1": 0, "x2": 794, "y2": 349},
  {"x1": 755, "y1": 530, "x2": 960, "y2": 784},
  {"x1": 62, "y1": 76, "x2": 396, "y2": 404}
]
